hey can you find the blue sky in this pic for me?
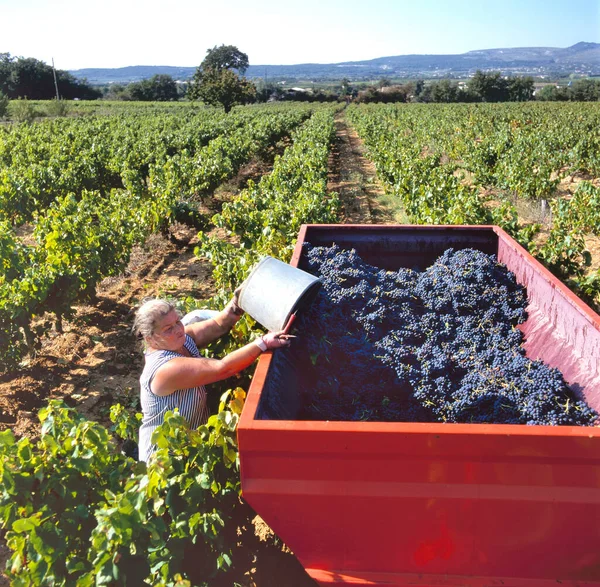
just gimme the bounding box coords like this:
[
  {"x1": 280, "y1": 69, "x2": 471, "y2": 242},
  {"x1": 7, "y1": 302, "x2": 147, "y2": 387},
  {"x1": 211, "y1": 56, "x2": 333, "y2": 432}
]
[{"x1": 1, "y1": 0, "x2": 599, "y2": 70}]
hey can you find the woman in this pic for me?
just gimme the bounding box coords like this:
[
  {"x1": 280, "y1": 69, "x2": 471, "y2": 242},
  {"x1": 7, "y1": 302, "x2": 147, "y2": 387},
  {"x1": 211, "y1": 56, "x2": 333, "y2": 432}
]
[{"x1": 133, "y1": 296, "x2": 291, "y2": 462}]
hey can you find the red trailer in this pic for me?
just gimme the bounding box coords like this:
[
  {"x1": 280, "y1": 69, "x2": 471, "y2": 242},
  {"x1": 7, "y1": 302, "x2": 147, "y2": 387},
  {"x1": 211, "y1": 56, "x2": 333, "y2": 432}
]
[{"x1": 237, "y1": 225, "x2": 600, "y2": 586}]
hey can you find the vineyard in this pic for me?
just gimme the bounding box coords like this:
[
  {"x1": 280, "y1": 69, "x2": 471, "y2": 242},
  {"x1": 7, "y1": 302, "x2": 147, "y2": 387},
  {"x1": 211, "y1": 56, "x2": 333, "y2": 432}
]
[
  {"x1": 346, "y1": 102, "x2": 600, "y2": 303},
  {"x1": 0, "y1": 100, "x2": 599, "y2": 585}
]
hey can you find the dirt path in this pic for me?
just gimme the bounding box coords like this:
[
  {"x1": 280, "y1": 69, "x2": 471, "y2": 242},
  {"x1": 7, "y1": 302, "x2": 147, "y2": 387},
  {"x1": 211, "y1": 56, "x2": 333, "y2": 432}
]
[{"x1": 328, "y1": 110, "x2": 395, "y2": 224}]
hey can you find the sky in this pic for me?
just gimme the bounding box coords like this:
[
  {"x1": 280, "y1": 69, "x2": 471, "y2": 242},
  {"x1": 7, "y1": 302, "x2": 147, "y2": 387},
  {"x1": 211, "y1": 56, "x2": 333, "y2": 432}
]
[{"x1": 1, "y1": 0, "x2": 599, "y2": 70}]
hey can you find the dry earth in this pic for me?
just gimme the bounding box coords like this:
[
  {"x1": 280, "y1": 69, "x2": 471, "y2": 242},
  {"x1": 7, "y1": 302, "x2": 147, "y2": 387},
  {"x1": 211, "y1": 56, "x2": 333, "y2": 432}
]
[
  {"x1": 0, "y1": 114, "x2": 388, "y2": 586},
  {"x1": 328, "y1": 112, "x2": 393, "y2": 224}
]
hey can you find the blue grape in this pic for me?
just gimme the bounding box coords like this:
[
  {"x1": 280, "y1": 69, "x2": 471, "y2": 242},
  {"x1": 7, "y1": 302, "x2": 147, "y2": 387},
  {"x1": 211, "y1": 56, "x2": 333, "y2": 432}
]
[{"x1": 290, "y1": 243, "x2": 598, "y2": 427}]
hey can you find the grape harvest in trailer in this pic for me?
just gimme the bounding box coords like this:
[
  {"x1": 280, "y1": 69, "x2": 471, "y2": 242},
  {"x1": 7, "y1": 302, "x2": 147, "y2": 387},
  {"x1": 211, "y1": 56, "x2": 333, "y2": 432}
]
[
  {"x1": 294, "y1": 244, "x2": 598, "y2": 426},
  {"x1": 0, "y1": 98, "x2": 599, "y2": 586}
]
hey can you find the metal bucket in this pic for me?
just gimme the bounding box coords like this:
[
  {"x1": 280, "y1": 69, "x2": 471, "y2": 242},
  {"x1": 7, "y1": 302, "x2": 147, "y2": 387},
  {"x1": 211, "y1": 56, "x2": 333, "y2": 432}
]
[{"x1": 238, "y1": 256, "x2": 321, "y2": 332}]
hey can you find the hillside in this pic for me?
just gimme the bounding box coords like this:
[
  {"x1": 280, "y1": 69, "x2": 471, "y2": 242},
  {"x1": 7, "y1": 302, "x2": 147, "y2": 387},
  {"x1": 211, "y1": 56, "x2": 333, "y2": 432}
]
[{"x1": 69, "y1": 42, "x2": 600, "y2": 84}]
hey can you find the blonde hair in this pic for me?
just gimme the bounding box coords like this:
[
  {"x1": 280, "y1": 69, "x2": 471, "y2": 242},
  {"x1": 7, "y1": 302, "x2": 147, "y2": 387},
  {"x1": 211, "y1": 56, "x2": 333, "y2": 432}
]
[{"x1": 133, "y1": 299, "x2": 181, "y2": 339}]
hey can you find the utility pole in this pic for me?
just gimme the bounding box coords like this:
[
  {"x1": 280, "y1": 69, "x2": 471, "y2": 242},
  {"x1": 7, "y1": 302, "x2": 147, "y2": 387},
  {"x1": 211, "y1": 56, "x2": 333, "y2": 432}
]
[{"x1": 51, "y1": 58, "x2": 60, "y2": 100}]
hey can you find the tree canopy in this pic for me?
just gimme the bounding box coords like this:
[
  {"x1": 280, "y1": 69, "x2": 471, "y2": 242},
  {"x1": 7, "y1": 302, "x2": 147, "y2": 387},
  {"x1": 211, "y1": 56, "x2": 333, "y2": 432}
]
[
  {"x1": 0, "y1": 53, "x2": 101, "y2": 100},
  {"x1": 127, "y1": 74, "x2": 179, "y2": 101},
  {"x1": 188, "y1": 45, "x2": 255, "y2": 112},
  {"x1": 200, "y1": 45, "x2": 249, "y2": 74}
]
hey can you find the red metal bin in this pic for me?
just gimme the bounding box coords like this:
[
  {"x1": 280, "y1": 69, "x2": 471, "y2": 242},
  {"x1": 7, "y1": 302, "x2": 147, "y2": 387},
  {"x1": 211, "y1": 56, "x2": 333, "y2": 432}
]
[{"x1": 237, "y1": 225, "x2": 600, "y2": 586}]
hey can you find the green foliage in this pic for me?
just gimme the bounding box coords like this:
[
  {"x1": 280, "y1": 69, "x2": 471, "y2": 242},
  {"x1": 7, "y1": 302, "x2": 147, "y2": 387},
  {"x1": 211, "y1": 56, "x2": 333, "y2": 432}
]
[
  {"x1": 532, "y1": 181, "x2": 600, "y2": 283},
  {"x1": 507, "y1": 76, "x2": 535, "y2": 102},
  {"x1": 0, "y1": 90, "x2": 9, "y2": 118},
  {"x1": 0, "y1": 390, "x2": 251, "y2": 586},
  {"x1": 199, "y1": 107, "x2": 340, "y2": 292},
  {"x1": 533, "y1": 228, "x2": 591, "y2": 279},
  {"x1": 199, "y1": 45, "x2": 249, "y2": 75},
  {"x1": 9, "y1": 97, "x2": 38, "y2": 123},
  {"x1": 128, "y1": 75, "x2": 179, "y2": 102},
  {"x1": 535, "y1": 85, "x2": 570, "y2": 102},
  {"x1": 356, "y1": 84, "x2": 409, "y2": 104},
  {"x1": 0, "y1": 52, "x2": 100, "y2": 100},
  {"x1": 468, "y1": 70, "x2": 509, "y2": 102},
  {"x1": 536, "y1": 79, "x2": 600, "y2": 103},
  {"x1": 465, "y1": 71, "x2": 535, "y2": 103},
  {"x1": 0, "y1": 104, "x2": 312, "y2": 368},
  {"x1": 110, "y1": 403, "x2": 142, "y2": 443},
  {"x1": 569, "y1": 270, "x2": 600, "y2": 308},
  {"x1": 347, "y1": 101, "x2": 600, "y2": 310},
  {"x1": 189, "y1": 45, "x2": 256, "y2": 112},
  {"x1": 0, "y1": 400, "x2": 139, "y2": 584},
  {"x1": 430, "y1": 79, "x2": 461, "y2": 103},
  {"x1": 568, "y1": 79, "x2": 600, "y2": 102},
  {"x1": 191, "y1": 68, "x2": 256, "y2": 113},
  {"x1": 44, "y1": 98, "x2": 70, "y2": 117}
]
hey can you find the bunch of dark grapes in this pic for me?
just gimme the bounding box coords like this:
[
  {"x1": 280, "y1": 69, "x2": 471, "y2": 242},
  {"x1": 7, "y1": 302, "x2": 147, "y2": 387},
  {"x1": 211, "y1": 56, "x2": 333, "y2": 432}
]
[{"x1": 293, "y1": 243, "x2": 597, "y2": 426}]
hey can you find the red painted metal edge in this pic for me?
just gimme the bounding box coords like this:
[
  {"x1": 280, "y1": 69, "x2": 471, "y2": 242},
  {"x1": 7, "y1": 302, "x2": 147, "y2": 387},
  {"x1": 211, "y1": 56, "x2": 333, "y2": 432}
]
[
  {"x1": 307, "y1": 568, "x2": 600, "y2": 586},
  {"x1": 492, "y1": 225, "x2": 600, "y2": 330}
]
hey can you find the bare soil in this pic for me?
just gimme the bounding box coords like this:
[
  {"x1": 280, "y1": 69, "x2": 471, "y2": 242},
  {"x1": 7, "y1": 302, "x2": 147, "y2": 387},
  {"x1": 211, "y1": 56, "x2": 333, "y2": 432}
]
[
  {"x1": 0, "y1": 120, "x2": 385, "y2": 585},
  {"x1": 328, "y1": 111, "x2": 394, "y2": 224}
]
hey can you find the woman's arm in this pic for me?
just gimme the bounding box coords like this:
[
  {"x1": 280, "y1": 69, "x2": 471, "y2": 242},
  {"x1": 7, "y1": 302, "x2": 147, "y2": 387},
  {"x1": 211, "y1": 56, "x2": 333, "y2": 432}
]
[
  {"x1": 185, "y1": 297, "x2": 241, "y2": 348},
  {"x1": 151, "y1": 339, "x2": 262, "y2": 396},
  {"x1": 150, "y1": 332, "x2": 292, "y2": 396}
]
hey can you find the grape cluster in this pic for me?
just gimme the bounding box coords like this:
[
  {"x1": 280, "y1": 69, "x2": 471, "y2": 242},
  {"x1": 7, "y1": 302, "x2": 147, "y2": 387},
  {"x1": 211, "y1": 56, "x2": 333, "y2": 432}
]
[{"x1": 291, "y1": 243, "x2": 598, "y2": 426}]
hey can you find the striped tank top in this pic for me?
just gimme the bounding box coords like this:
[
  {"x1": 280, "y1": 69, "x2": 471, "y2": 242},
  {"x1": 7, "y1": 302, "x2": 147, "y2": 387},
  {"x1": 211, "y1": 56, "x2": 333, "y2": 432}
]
[{"x1": 138, "y1": 334, "x2": 209, "y2": 462}]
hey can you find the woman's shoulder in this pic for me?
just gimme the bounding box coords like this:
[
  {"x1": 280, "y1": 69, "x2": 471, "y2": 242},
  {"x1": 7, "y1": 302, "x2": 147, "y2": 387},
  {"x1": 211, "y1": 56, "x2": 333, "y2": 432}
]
[
  {"x1": 141, "y1": 348, "x2": 180, "y2": 379},
  {"x1": 184, "y1": 334, "x2": 200, "y2": 358}
]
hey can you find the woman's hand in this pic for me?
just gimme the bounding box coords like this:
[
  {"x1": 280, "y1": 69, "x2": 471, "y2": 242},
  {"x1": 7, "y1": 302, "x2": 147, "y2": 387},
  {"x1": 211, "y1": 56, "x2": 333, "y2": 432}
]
[
  {"x1": 259, "y1": 331, "x2": 294, "y2": 350},
  {"x1": 224, "y1": 286, "x2": 243, "y2": 318}
]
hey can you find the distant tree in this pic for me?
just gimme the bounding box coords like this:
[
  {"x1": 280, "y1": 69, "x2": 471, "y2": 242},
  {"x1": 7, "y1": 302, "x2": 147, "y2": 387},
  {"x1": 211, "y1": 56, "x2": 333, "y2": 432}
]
[
  {"x1": 569, "y1": 79, "x2": 600, "y2": 101},
  {"x1": 191, "y1": 68, "x2": 255, "y2": 111},
  {"x1": 128, "y1": 74, "x2": 178, "y2": 101},
  {"x1": 468, "y1": 70, "x2": 509, "y2": 102},
  {"x1": 355, "y1": 84, "x2": 409, "y2": 104},
  {"x1": 355, "y1": 86, "x2": 379, "y2": 103},
  {"x1": 340, "y1": 77, "x2": 352, "y2": 96},
  {"x1": 200, "y1": 45, "x2": 249, "y2": 74},
  {"x1": 57, "y1": 71, "x2": 101, "y2": 100},
  {"x1": 149, "y1": 74, "x2": 178, "y2": 101},
  {"x1": 430, "y1": 79, "x2": 460, "y2": 102},
  {"x1": 378, "y1": 77, "x2": 391, "y2": 89},
  {"x1": 6, "y1": 57, "x2": 53, "y2": 99},
  {"x1": 0, "y1": 53, "x2": 100, "y2": 99},
  {"x1": 188, "y1": 45, "x2": 255, "y2": 112},
  {"x1": 458, "y1": 86, "x2": 480, "y2": 102},
  {"x1": 507, "y1": 76, "x2": 535, "y2": 101},
  {"x1": 101, "y1": 84, "x2": 130, "y2": 100},
  {"x1": 535, "y1": 85, "x2": 569, "y2": 101},
  {"x1": 0, "y1": 53, "x2": 13, "y2": 95},
  {"x1": 381, "y1": 85, "x2": 410, "y2": 103},
  {"x1": 414, "y1": 79, "x2": 425, "y2": 98},
  {"x1": 127, "y1": 80, "x2": 150, "y2": 101}
]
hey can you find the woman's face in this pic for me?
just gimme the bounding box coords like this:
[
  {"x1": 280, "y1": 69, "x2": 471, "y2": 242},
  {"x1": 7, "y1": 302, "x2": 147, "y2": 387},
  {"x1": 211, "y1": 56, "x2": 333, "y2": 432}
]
[{"x1": 149, "y1": 310, "x2": 185, "y2": 351}]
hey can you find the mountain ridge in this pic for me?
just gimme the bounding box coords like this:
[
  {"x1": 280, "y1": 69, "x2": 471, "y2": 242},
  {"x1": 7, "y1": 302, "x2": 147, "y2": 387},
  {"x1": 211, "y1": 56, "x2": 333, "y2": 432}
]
[{"x1": 69, "y1": 42, "x2": 600, "y2": 85}]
